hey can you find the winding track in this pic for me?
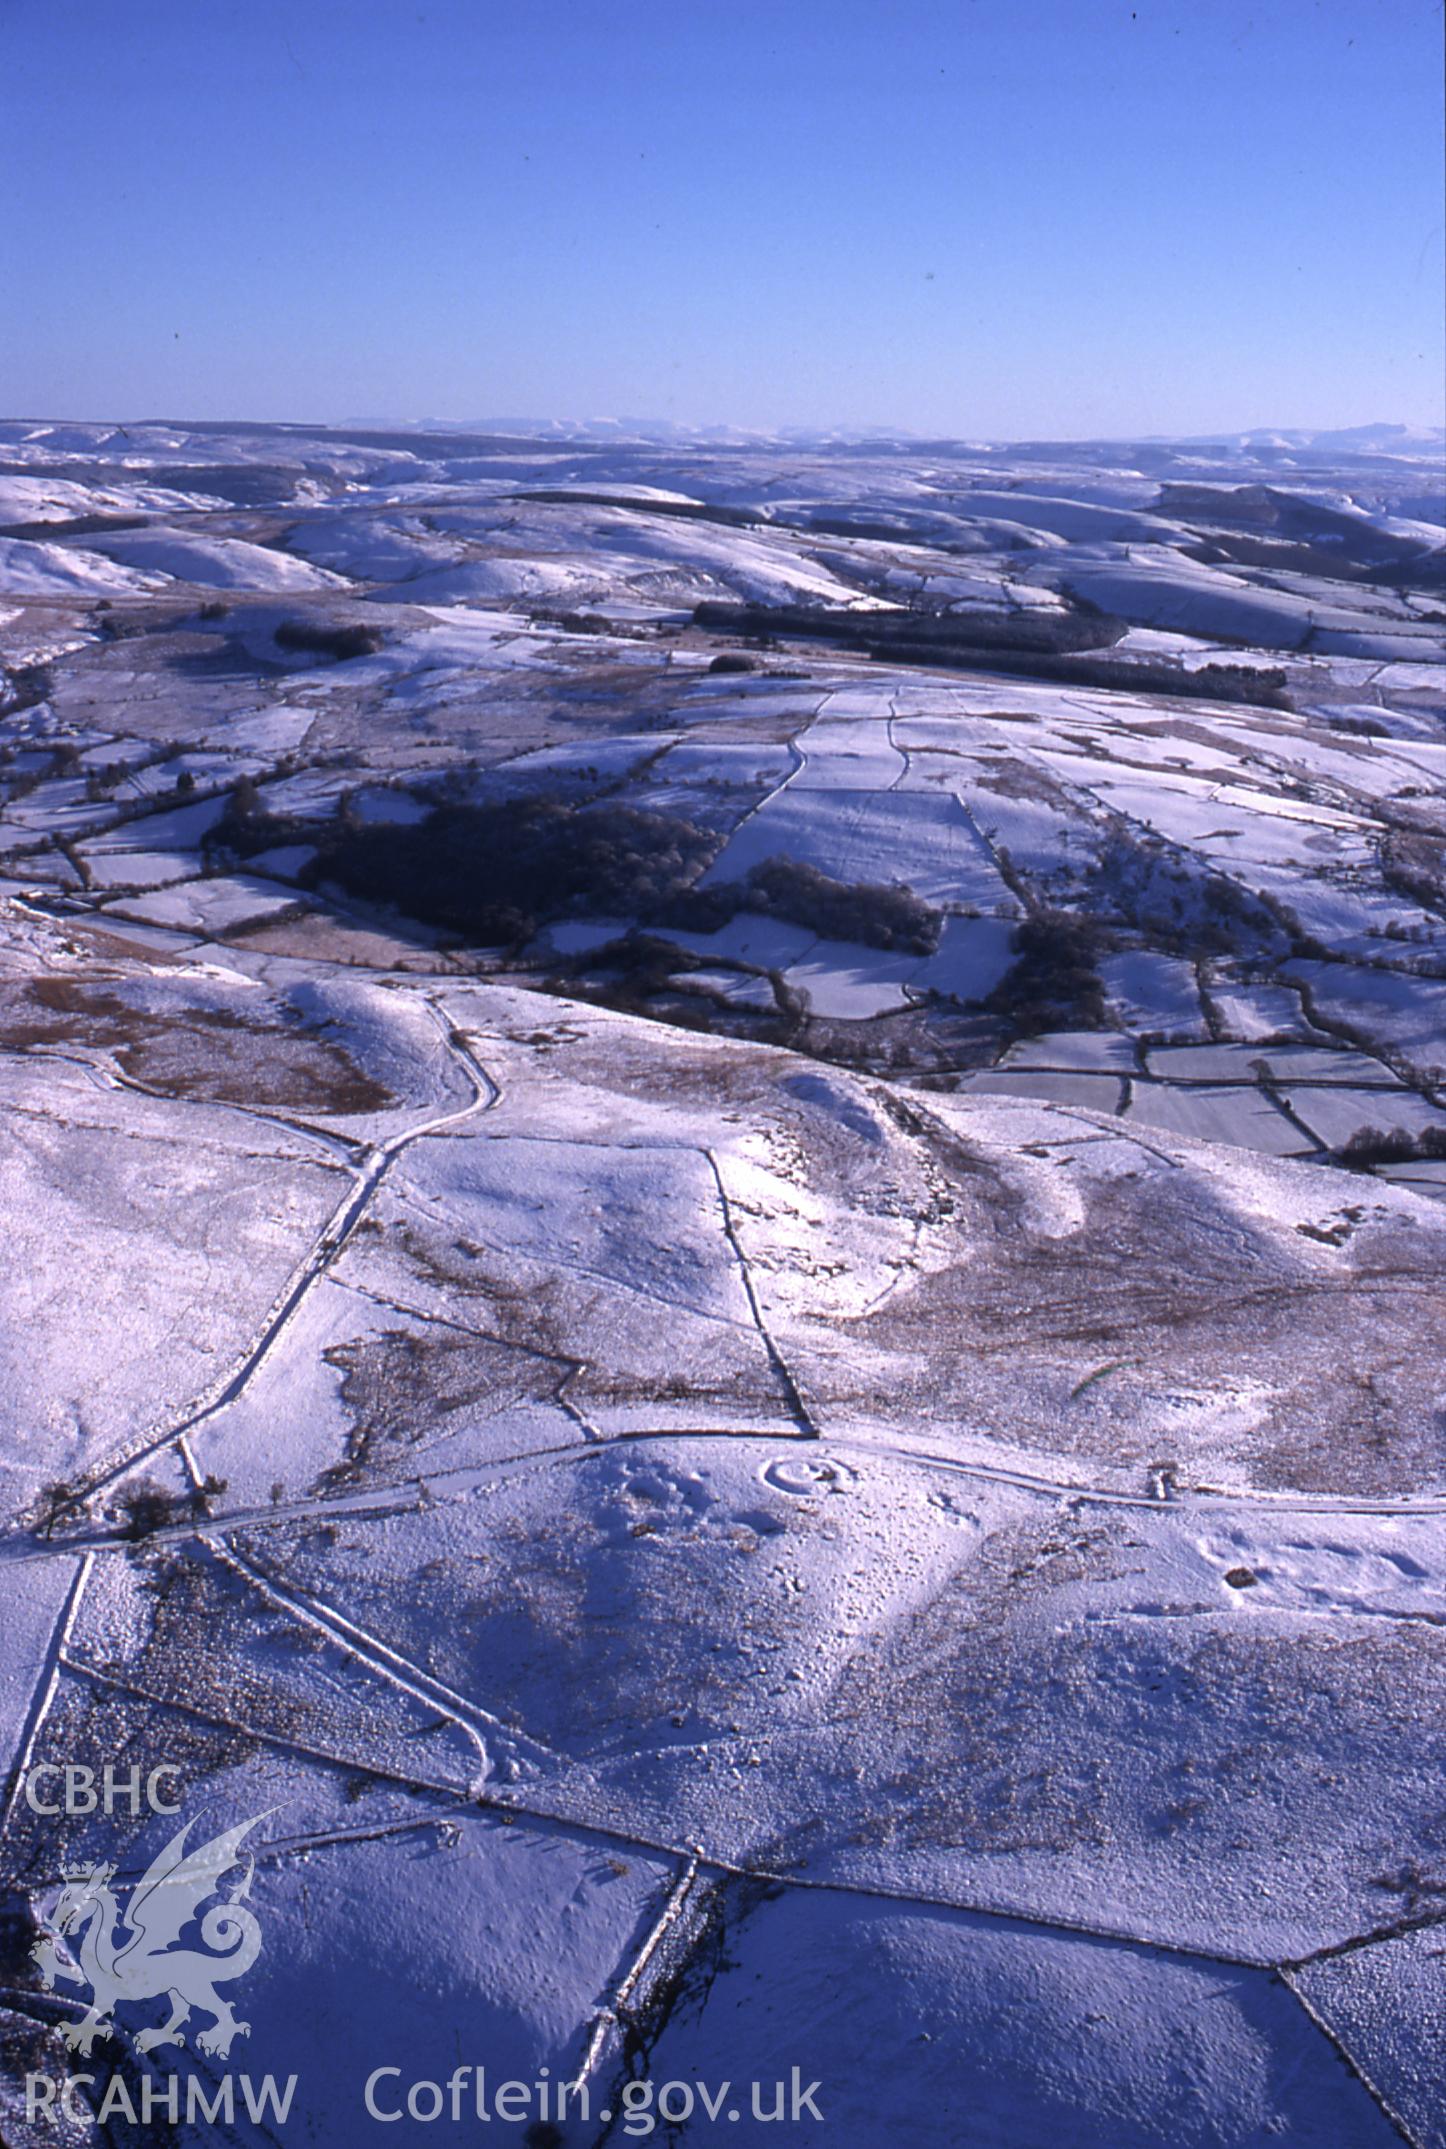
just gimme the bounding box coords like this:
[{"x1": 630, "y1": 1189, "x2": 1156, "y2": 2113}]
[
  {"x1": 3, "y1": 676, "x2": 1443, "y2": 2139},
  {"x1": 0, "y1": 999, "x2": 500, "y2": 1849}
]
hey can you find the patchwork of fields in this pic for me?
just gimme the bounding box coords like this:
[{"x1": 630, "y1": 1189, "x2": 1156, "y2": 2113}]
[{"x1": 1, "y1": 417, "x2": 1444, "y2": 2144}]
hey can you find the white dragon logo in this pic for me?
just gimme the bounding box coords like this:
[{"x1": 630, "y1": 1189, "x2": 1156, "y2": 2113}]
[{"x1": 31, "y1": 1811, "x2": 269, "y2": 2059}]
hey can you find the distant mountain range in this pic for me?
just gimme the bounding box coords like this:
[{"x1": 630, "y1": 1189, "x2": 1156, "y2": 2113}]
[{"x1": 334, "y1": 415, "x2": 1445, "y2": 455}]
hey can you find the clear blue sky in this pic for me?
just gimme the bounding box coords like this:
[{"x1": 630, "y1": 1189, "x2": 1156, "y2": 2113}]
[{"x1": 2, "y1": 0, "x2": 1442, "y2": 436}]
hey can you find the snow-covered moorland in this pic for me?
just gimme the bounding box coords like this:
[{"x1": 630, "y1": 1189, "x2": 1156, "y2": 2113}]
[{"x1": 1, "y1": 416, "x2": 1444, "y2": 2145}]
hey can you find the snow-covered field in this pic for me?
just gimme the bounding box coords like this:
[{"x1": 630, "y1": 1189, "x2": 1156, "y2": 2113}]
[{"x1": 1, "y1": 417, "x2": 1444, "y2": 2145}]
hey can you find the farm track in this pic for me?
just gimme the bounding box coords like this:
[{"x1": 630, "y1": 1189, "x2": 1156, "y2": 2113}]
[{"x1": 0, "y1": 1004, "x2": 500, "y2": 1843}]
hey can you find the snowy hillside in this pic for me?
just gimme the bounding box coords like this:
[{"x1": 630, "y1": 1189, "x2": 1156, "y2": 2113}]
[{"x1": 1, "y1": 419, "x2": 1444, "y2": 2146}]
